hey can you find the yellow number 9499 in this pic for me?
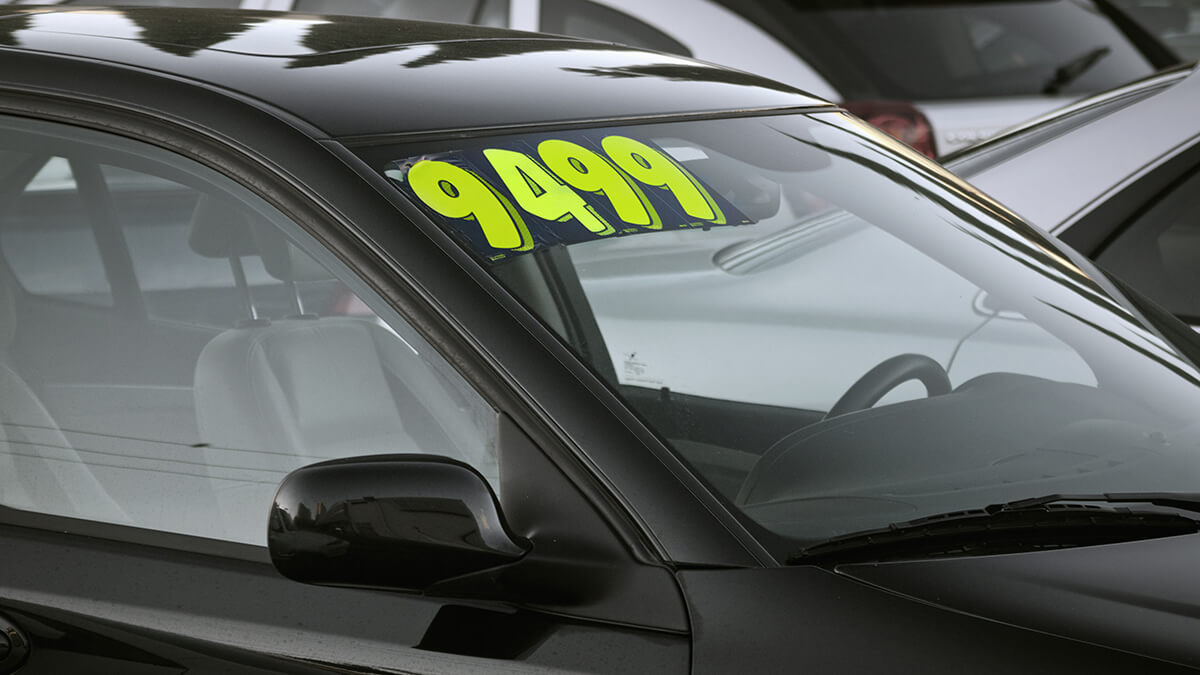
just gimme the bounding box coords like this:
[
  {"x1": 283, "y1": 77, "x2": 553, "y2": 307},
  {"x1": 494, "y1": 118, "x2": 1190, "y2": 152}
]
[{"x1": 407, "y1": 160, "x2": 534, "y2": 251}]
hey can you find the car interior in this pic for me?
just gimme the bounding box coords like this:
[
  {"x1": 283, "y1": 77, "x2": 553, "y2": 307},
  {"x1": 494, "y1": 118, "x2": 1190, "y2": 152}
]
[{"x1": 0, "y1": 119, "x2": 495, "y2": 545}]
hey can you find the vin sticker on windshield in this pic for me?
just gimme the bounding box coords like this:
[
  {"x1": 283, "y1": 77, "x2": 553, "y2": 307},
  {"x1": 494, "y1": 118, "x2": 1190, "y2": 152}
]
[{"x1": 386, "y1": 131, "x2": 752, "y2": 262}]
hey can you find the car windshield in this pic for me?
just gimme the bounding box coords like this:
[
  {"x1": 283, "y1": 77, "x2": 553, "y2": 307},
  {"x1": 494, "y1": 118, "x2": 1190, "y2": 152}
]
[
  {"x1": 365, "y1": 111, "x2": 1200, "y2": 553},
  {"x1": 777, "y1": 0, "x2": 1166, "y2": 100}
]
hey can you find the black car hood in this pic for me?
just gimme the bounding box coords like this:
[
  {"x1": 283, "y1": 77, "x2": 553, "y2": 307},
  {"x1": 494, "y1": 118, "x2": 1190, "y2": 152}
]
[{"x1": 840, "y1": 533, "x2": 1200, "y2": 668}]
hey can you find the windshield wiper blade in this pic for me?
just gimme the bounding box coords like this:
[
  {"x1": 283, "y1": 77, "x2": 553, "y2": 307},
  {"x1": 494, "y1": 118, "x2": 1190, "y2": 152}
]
[
  {"x1": 1000, "y1": 492, "x2": 1200, "y2": 515},
  {"x1": 1043, "y1": 46, "x2": 1112, "y2": 95},
  {"x1": 787, "y1": 492, "x2": 1200, "y2": 565}
]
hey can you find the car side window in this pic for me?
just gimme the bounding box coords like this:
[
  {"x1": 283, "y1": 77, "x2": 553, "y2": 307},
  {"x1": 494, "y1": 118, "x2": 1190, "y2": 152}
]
[
  {"x1": 0, "y1": 116, "x2": 498, "y2": 546},
  {"x1": 1096, "y1": 167, "x2": 1200, "y2": 322}
]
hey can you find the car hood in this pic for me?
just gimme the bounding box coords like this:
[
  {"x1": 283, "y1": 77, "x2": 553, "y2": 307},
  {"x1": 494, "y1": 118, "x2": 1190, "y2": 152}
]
[{"x1": 840, "y1": 533, "x2": 1200, "y2": 668}]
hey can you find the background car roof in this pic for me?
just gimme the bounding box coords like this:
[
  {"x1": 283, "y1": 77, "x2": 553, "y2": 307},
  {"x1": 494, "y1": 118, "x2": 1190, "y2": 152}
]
[
  {"x1": 950, "y1": 63, "x2": 1200, "y2": 235},
  {"x1": 0, "y1": 7, "x2": 828, "y2": 139}
]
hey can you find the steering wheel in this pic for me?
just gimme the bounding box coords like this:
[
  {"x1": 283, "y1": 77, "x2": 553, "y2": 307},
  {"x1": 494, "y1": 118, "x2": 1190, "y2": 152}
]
[
  {"x1": 735, "y1": 353, "x2": 951, "y2": 506},
  {"x1": 825, "y1": 353, "x2": 950, "y2": 420}
]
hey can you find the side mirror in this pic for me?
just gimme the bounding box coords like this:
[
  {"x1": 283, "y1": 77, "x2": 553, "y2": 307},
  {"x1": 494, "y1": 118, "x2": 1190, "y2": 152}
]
[{"x1": 269, "y1": 454, "x2": 530, "y2": 592}]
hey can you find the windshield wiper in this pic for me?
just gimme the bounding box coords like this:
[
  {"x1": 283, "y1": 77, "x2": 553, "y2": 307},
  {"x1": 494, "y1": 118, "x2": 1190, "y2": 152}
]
[
  {"x1": 1043, "y1": 46, "x2": 1112, "y2": 95},
  {"x1": 788, "y1": 492, "x2": 1200, "y2": 565}
]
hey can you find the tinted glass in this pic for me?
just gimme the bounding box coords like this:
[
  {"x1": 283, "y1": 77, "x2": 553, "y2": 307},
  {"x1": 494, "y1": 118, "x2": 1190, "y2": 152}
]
[
  {"x1": 368, "y1": 112, "x2": 1200, "y2": 553},
  {"x1": 0, "y1": 116, "x2": 497, "y2": 545},
  {"x1": 1097, "y1": 167, "x2": 1200, "y2": 322},
  {"x1": 788, "y1": 0, "x2": 1161, "y2": 100},
  {"x1": 1112, "y1": 0, "x2": 1200, "y2": 60}
]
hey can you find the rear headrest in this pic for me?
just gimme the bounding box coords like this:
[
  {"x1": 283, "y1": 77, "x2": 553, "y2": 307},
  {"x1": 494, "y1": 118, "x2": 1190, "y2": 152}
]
[
  {"x1": 187, "y1": 195, "x2": 259, "y2": 259},
  {"x1": 250, "y1": 220, "x2": 334, "y2": 283},
  {"x1": 188, "y1": 194, "x2": 332, "y2": 283}
]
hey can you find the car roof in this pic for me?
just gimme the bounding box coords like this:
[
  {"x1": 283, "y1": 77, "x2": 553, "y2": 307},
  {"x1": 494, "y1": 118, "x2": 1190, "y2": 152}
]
[
  {"x1": 943, "y1": 63, "x2": 1197, "y2": 171},
  {"x1": 0, "y1": 7, "x2": 828, "y2": 139}
]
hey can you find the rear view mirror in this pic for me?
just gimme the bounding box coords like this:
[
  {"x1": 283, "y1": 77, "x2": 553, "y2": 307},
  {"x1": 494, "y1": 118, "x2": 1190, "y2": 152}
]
[{"x1": 269, "y1": 455, "x2": 530, "y2": 592}]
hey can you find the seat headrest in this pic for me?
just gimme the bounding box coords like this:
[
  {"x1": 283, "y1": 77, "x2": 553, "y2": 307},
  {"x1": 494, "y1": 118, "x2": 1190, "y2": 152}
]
[
  {"x1": 187, "y1": 193, "x2": 332, "y2": 283},
  {"x1": 187, "y1": 195, "x2": 260, "y2": 259},
  {"x1": 250, "y1": 220, "x2": 334, "y2": 283}
]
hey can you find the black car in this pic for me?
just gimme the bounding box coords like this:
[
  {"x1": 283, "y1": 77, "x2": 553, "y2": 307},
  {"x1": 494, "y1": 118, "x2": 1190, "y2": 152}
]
[{"x1": 4, "y1": 7, "x2": 1200, "y2": 674}]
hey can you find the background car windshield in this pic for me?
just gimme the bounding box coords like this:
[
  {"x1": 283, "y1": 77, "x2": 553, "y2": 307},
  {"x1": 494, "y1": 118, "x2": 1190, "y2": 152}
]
[
  {"x1": 782, "y1": 0, "x2": 1164, "y2": 100},
  {"x1": 371, "y1": 112, "x2": 1200, "y2": 552}
]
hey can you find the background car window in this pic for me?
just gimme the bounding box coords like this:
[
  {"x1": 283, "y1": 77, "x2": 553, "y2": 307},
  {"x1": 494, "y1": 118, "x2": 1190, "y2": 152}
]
[
  {"x1": 1112, "y1": 0, "x2": 1200, "y2": 60},
  {"x1": 0, "y1": 116, "x2": 497, "y2": 546},
  {"x1": 540, "y1": 0, "x2": 691, "y2": 56},
  {"x1": 1096, "y1": 167, "x2": 1200, "y2": 322},
  {"x1": 294, "y1": 0, "x2": 509, "y2": 26}
]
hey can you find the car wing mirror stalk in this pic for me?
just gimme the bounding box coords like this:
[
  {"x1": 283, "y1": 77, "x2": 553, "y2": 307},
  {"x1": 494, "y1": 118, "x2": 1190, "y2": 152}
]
[{"x1": 269, "y1": 455, "x2": 530, "y2": 593}]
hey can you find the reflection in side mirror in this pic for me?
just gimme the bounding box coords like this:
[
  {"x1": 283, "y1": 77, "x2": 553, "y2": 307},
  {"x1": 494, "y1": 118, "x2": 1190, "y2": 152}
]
[{"x1": 269, "y1": 455, "x2": 530, "y2": 592}]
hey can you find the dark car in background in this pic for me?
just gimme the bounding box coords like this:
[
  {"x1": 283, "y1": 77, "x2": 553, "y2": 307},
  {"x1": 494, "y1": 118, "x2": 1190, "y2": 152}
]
[
  {"x1": 1112, "y1": 0, "x2": 1200, "y2": 61},
  {"x1": 5, "y1": 7, "x2": 1200, "y2": 674}
]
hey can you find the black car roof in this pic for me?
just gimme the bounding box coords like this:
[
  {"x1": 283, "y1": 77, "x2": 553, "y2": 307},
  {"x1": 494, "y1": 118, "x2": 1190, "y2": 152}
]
[{"x1": 0, "y1": 7, "x2": 828, "y2": 139}]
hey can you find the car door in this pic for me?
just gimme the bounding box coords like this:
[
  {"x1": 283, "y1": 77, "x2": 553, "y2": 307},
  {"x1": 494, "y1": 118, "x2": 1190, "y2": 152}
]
[{"x1": 0, "y1": 98, "x2": 692, "y2": 673}]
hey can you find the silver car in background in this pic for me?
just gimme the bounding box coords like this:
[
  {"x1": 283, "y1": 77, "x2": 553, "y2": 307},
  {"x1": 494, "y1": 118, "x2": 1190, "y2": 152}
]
[{"x1": 946, "y1": 62, "x2": 1200, "y2": 327}]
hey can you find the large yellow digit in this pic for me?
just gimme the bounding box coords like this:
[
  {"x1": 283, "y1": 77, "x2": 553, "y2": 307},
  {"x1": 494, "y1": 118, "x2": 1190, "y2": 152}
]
[
  {"x1": 537, "y1": 139, "x2": 661, "y2": 230},
  {"x1": 408, "y1": 160, "x2": 532, "y2": 251},
  {"x1": 483, "y1": 149, "x2": 614, "y2": 236},
  {"x1": 601, "y1": 136, "x2": 726, "y2": 225}
]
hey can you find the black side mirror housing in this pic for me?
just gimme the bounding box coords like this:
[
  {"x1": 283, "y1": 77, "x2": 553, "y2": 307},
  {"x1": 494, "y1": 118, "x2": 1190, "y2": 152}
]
[{"x1": 269, "y1": 454, "x2": 530, "y2": 592}]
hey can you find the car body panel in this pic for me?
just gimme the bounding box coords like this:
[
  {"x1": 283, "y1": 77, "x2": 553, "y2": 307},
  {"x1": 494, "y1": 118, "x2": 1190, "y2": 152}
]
[
  {"x1": 843, "y1": 534, "x2": 1200, "y2": 670},
  {"x1": 959, "y1": 66, "x2": 1200, "y2": 235},
  {"x1": 0, "y1": 597, "x2": 352, "y2": 675},
  {"x1": 0, "y1": 525, "x2": 686, "y2": 674},
  {"x1": 680, "y1": 564, "x2": 1200, "y2": 673}
]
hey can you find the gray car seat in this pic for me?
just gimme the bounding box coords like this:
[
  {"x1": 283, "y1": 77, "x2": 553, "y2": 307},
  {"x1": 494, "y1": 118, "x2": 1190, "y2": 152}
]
[
  {"x1": 188, "y1": 197, "x2": 492, "y2": 544},
  {"x1": 0, "y1": 268, "x2": 128, "y2": 523}
]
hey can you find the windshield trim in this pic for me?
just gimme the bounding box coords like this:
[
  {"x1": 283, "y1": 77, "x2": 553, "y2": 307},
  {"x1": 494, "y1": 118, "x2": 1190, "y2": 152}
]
[{"x1": 336, "y1": 104, "x2": 839, "y2": 146}]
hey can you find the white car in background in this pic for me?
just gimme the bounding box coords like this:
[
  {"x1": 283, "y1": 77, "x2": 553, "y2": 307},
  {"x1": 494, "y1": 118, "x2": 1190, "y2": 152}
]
[{"x1": 4, "y1": 0, "x2": 1182, "y2": 156}]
